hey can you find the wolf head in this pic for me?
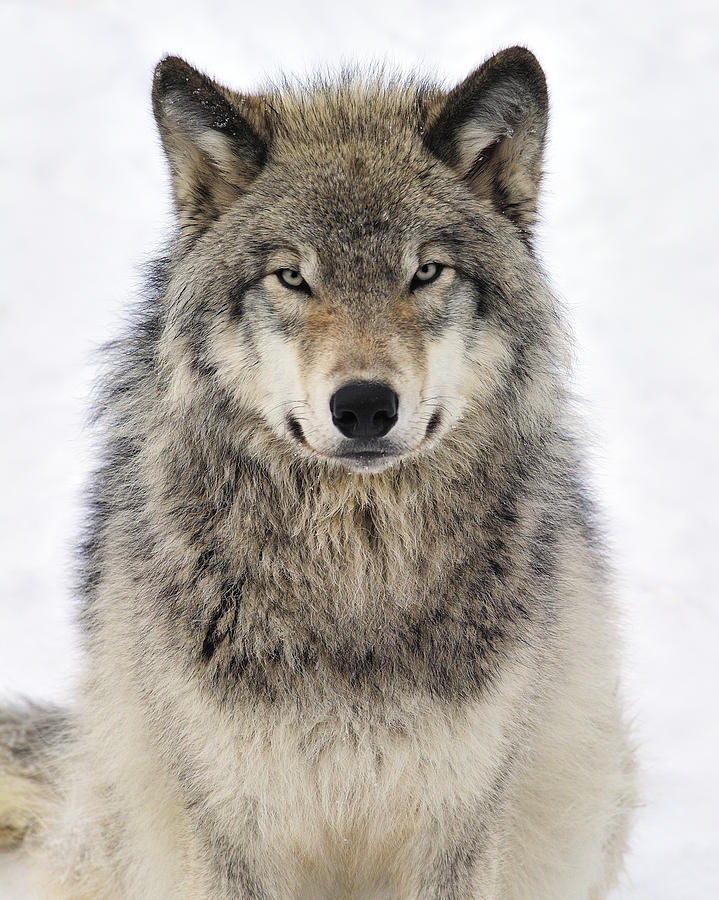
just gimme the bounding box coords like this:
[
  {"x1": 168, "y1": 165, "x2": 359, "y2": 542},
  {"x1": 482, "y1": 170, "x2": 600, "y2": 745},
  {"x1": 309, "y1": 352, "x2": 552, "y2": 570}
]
[{"x1": 151, "y1": 49, "x2": 560, "y2": 476}]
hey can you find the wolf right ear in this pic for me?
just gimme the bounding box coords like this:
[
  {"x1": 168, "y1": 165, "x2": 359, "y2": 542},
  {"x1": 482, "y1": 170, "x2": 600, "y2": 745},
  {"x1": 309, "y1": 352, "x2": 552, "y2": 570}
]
[
  {"x1": 152, "y1": 57, "x2": 269, "y2": 236},
  {"x1": 424, "y1": 47, "x2": 548, "y2": 239}
]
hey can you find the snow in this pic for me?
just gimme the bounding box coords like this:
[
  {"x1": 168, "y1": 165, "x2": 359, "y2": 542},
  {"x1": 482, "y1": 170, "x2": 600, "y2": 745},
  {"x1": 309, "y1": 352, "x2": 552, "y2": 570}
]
[{"x1": 1, "y1": 0, "x2": 718, "y2": 895}]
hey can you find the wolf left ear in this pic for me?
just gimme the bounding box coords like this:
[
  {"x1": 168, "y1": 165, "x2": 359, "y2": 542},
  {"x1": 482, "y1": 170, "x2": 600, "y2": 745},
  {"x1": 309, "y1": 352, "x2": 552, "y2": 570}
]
[
  {"x1": 425, "y1": 47, "x2": 548, "y2": 237},
  {"x1": 152, "y1": 57, "x2": 269, "y2": 236}
]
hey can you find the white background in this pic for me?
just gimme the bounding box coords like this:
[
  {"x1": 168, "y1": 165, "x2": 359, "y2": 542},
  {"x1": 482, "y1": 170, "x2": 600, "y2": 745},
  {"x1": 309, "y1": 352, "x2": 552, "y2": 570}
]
[{"x1": 1, "y1": 0, "x2": 718, "y2": 895}]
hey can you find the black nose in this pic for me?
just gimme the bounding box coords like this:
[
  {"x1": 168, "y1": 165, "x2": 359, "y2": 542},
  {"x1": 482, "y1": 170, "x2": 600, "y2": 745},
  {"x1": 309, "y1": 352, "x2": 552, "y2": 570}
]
[{"x1": 330, "y1": 381, "x2": 399, "y2": 439}]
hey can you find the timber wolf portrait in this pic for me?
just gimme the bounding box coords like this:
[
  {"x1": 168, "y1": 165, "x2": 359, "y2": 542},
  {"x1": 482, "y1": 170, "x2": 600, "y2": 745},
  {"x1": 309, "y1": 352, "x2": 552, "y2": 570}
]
[{"x1": 0, "y1": 46, "x2": 635, "y2": 898}]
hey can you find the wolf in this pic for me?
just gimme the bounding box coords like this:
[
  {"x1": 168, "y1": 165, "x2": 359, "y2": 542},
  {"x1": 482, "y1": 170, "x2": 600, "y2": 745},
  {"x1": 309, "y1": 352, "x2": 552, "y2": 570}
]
[{"x1": 0, "y1": 47, "x2": 635, "y2": 898}]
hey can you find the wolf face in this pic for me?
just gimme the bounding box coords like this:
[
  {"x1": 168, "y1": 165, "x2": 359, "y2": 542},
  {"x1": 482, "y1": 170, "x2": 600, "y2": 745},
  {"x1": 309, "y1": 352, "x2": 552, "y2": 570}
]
[{"x1": 152, "y1": 50, "x2": 551, "y2": 474}]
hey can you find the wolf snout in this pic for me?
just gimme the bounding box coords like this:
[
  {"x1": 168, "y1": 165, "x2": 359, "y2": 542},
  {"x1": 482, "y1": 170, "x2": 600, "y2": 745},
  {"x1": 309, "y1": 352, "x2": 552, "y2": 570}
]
[{"x1": 330, "y1": 381, "x2": 398, "y2": 439}]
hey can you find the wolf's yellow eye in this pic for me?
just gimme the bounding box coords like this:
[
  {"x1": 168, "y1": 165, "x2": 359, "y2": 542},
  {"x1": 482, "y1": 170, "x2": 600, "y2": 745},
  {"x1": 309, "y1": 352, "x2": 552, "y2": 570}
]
[
  {"x1": 411, "y1": 263, "x2": 443, "y2": 290},
  {"x1": 277, "y1": 268, "x2": 310, "y2": 294}
]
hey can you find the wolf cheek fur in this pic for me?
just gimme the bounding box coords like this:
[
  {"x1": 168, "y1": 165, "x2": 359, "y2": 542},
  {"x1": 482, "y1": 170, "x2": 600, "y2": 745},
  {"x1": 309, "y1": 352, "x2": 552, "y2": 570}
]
[{"x1": 0, "y1": 47, "x2": 635, "y2": 898}]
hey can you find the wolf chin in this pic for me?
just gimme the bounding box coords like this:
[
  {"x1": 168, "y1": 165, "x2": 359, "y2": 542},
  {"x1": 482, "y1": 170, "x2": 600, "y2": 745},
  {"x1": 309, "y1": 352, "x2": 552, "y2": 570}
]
[{"x1": 0, "y1": 47, "x2": 635, "y2": 898}]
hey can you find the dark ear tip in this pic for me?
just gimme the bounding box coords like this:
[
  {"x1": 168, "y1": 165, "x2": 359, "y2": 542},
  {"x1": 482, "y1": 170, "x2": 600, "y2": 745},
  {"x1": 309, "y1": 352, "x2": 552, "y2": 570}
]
[
  {"x1": 154, "y1": 55, "x2": 188, "y2": 86},
  {"x1": 152, "y1": 56, "x2": 200, "y2": 111},
  {"x1": 488, "y1": 46, "x2": 548, "y2": 110}
]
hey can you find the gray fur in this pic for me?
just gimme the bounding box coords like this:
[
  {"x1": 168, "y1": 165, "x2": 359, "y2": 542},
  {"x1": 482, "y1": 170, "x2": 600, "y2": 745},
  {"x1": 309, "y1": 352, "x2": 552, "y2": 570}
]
[{"x1": 1, "y1": 47, "x2": 635, "y2": 898}]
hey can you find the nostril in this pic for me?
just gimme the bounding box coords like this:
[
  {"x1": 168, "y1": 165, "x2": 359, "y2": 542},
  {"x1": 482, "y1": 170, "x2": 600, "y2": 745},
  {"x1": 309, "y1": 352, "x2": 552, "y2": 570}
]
[
  {"x1": 336, "y1": 409, "x2": 359, "y2": 434},
  {"x1": 330, "y1": 381, "x2": 399, "y2": 439}
]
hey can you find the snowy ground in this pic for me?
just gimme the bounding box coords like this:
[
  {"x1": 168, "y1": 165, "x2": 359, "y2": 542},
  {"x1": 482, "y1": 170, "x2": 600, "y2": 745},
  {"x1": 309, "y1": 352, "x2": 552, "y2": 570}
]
[{"x1": 1, "y1": 0, "x2": 718, "y2": 896}]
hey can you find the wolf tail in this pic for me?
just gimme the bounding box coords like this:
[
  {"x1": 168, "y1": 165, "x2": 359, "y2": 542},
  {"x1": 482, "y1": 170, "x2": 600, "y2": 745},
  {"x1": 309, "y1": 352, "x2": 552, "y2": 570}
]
[{"x1": 0, "y1": 703, "x2": 69, "y2": 847}]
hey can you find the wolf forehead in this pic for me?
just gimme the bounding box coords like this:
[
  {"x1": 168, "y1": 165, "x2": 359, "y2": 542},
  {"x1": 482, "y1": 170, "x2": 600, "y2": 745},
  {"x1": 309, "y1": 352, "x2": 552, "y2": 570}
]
[
  {"x1": 176, "y1": 75, "x2": 459, "y2": 251},
  {"x1": 249, "y1": 134, "x2": 448, "y2": 276},
  {"x1": 261, "y1": 133, "x2": 443, "y2": 246},
  {"x1": 152, "y1": 49, "x2": 549, "y2": 256}
]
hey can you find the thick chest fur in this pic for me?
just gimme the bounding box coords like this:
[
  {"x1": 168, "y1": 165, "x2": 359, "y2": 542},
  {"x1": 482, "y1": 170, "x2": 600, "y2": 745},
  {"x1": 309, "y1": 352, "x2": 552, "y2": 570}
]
[
  {"x1": 186, "y1": 564, "x2": 527, "y2": 708},
  {"x1": 128, "y1": 455, "x2": 555, "y2": 710},
  {"x1": 85, "y1": 443, "x2": 565, "y2": 893},
  {"x1": 141, "y1": 652, "x2": 534, "y2": 898}
]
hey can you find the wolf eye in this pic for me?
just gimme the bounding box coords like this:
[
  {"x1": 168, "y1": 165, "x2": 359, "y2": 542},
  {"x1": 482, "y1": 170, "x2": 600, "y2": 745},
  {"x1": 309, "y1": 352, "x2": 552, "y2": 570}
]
[
  {"x1": 410, "y1": 263, "x2": 443, "y2": 290},
  {"x1": 277, "y1": 268, "x2": 310, "y2": 294}
]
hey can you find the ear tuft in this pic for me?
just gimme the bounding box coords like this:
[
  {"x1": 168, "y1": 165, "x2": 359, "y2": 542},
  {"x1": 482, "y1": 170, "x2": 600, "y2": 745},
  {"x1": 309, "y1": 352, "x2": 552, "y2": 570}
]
[
  {"x1": 425, "y1": 47, "x2": 549, "y2": 237},
  {"x1": 152, "y1": 56, "x2": 269, "y2": 236}
]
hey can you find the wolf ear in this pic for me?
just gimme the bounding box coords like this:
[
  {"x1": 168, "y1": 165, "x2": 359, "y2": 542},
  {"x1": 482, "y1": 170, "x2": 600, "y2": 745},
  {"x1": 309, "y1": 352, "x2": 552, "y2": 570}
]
[
  {"x1": 152, "y1": 56, "x2": 269, "y2": 235},
  {"x1": 425, "y1": 47, "x2": 548, "y2": 237}
]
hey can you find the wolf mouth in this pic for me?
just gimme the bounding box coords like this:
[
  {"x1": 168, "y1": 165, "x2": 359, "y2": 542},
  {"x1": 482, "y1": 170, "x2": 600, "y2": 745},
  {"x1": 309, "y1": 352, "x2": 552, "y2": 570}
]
[
  {"x1": 334, "y1": 449, "x2": 396, "y2": 464},
  {"x1": 331, "y1": 450, "x2": 398, "y2": 473},
  {"x1": 286, "y1": 411, "x2": 443, "y2": 471},
  {"x1": 287, "y1": 416, "x2": 400, "y2": 469},
  {"x1": 287, "y1": 417, "x2": 306, "y2": 445}
]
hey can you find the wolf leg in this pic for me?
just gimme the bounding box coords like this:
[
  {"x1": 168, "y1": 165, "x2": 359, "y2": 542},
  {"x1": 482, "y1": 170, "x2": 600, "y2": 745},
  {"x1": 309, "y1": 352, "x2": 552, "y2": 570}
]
[
  {"x1": 413, "y1": 813, "x2": 501, "y2": 900},
  {"x1": 191, "y1": 823, "x2": 274, "y2": 900},
  {"x1": 0, "y1": 703, "x2": 68, "y2": 847}
]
